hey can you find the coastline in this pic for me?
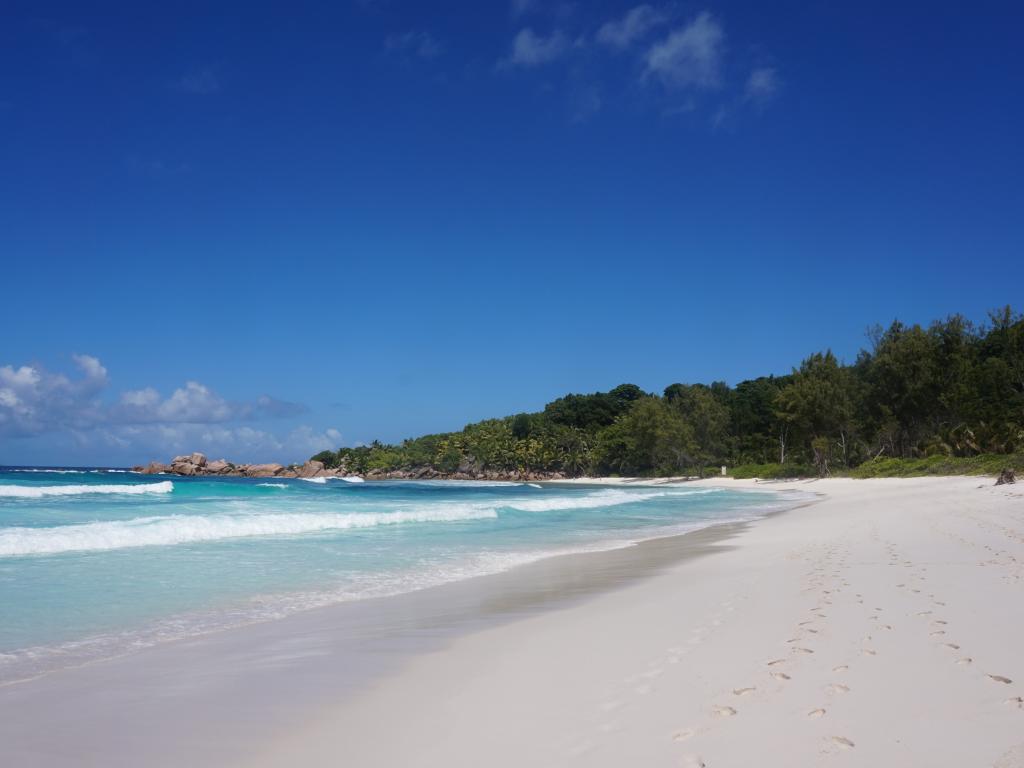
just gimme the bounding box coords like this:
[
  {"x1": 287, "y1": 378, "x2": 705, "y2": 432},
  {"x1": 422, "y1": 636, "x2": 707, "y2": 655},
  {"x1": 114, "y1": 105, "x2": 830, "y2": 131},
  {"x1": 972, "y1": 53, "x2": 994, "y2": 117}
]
[
  {"x1": 253, "y1": 476, "x2": 1024, "y2": 767},
  {"x1": 2, "y1": 477, "x2": 1022, "y2": 766},
  {"x1": 0, "y1": 480, "x2": 801, "y2": 767}
]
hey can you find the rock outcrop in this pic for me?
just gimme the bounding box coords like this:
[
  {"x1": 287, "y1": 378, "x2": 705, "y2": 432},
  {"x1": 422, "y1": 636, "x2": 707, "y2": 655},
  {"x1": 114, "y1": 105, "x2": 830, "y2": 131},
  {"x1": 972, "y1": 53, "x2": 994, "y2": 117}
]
[
  {"x1": 244, "y1": 463, "x2": 287, "y2": 478},
  {"x1": 296, "y1": 460, "x2": 325, "y2": 478},
  {"x1": 132, "y1": 452, "x2": 567, "y2": 482},
  {"x1": 205, "y1": 459, "x2": 234, "y2": 474},
  {"x1": 996, "y1": 468, "x2": 1016, "y2": 485}
]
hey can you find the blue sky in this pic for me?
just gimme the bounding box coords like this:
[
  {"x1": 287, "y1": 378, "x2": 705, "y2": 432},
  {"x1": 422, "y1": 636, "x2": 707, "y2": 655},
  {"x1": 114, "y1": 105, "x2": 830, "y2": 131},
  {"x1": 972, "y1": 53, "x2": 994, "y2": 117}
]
[{"x1": 1, "y1": 1, "x2": 1022, "y2": 465}]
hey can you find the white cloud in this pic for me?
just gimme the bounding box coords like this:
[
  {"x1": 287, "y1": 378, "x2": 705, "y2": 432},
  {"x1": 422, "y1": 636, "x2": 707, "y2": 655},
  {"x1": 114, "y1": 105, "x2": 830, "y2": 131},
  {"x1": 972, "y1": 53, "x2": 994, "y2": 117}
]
[
  {"x1": 744, "y1": 66, "x2": 780, "y2": 105},
  {"x1": 143, "y1": 381, "x2": 234, "y2": 423},
  {"x1": 71, "y1": 354, "x2": 108, "y2": 384},
  {"x1": 506, "y1": 28, "x2": 569, "y2": 67},
  {"x1": 596, "y1": 5, "x2": 667, "y2": 50},
  {"x1": 0, "y1": 356, "x2": 341, "y2": 465},
  {"x1": 385, "y1": 30, "x2": 443, "y2": 59},
  {"x1": 644, "y1": 12, "x2": 724, "y2": 89},
  {"x1": 0, "y1": 355, "x2": 307, "y2": 437},
  {"x1": 0, "y1": 355, "x2": 108, "y2": 436},
  {"x1": 99, "y1": 423, "x2": 343, "y2": 465},
  {"x1": 120, "y1": 387, "x2": 160, "y2": 408}
]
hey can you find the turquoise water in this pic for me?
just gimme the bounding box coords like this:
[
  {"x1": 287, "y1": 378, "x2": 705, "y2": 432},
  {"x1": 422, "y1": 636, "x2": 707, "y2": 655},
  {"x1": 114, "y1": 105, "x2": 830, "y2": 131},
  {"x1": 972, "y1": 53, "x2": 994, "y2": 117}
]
[{"x1": 0, "y1": 468, "x2": 803, "y2": 682}]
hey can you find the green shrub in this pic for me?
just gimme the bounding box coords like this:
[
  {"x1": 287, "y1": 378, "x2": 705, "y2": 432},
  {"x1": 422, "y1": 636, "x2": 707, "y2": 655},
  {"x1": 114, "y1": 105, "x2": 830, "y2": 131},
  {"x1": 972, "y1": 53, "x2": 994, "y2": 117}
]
[
  {"x1": 850, "y1": 453, "x2": 1024, "y2": 478},
  {"x1": 728, "y1": 463, "x2": 813, "y2": 479}
]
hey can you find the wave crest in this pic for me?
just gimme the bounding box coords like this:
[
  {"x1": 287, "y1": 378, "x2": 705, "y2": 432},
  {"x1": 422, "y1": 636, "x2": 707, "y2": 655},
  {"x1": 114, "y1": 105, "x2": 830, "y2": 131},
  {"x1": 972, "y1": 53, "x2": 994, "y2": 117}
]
[
  {"x1": 0, "y1": 481, "x2": 174, "y2": 499},
  {"x1": 502, "y1": 489, "x2": 666, "y2": 512},
  {"x1": 0, "y1": 506, "x2": 497, "y2": 556}
]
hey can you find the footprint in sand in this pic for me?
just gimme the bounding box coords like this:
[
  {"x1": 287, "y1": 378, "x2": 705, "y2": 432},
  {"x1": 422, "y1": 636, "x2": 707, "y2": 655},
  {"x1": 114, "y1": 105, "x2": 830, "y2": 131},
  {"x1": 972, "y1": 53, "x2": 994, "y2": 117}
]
[
  {"x1": 828, "y1": 683, "x2": 850, "y2": 694},
  {"x1": 733, "y1": 687, "x2": 756, "y2": 697},
  {"x1": 713, "y1": 705, "x2": 738, "y2": 717},
  {"x1": 930, "y1": 630, "x2": 946, "y2": 637},
  {"x1": 956, "y1": 657, "x2": 973, "y2": 665},
  {"x1": 988, "y1": 675, "x2": 1013, "y2": 684},
  {"x1": 944, "y1": 643, "x2": 960, "y2": 651},
  {"x1": 1005, "y1": 697, "x2": 1024, "y2": 709},
  {"x1": 862, "y1": 648, "x2": 877, "y2": 656},
  {"x1": 828, "y1": 736, "x2": 856, "y2": 750},
  {"x1": 808, "y1": 708, "x2": 826, "y2": 718},
  {"x1": 832, "y1": 665, "x2": 848, "y2": 673},
  {"x1": 770, "y1": 672, "x2": 791, "y2": 681},
  {"x1": 672, "y1": 728, "x2": 695, "y2": 742},
  {"x1": 793, "y1": 647, "x2": 815, "y2": 654},
  {"x1": 767, "y1": 659, "x2": 786, "y2": 667},
  {"x1": 679, "y1": 756, "x2": 706, "y2": 768}
]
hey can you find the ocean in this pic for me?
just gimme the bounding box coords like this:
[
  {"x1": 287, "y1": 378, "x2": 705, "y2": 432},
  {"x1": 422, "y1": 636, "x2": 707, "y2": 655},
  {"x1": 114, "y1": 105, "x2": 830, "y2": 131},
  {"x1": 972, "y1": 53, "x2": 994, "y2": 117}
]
[{"x1": 0, "y1": 468, "x2": 806, "y2": 683}]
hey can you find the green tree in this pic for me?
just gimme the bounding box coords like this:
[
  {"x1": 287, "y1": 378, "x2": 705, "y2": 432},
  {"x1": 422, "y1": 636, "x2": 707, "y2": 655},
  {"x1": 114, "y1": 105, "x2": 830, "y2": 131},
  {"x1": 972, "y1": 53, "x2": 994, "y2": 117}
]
[
  {"x1": 664, "y1": 383, "x2": 730, "y2": 473},
  {"x1": 776, "y1": 351, "x2": 856, "y2": 475}
]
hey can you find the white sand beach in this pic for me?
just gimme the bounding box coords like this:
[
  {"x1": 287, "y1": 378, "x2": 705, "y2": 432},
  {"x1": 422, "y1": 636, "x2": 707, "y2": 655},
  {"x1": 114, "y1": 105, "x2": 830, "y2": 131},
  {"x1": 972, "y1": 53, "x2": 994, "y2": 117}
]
[{"x1": 253, "y1": 476, "x2": 1024, "y2": 767}]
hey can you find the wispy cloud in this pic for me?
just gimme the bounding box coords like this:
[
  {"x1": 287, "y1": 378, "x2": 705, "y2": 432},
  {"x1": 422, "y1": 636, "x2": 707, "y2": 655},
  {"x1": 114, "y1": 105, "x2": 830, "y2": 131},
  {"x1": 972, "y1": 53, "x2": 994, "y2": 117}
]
[
  {"x1": 644, "y1": 12, "x2": 723, "y2": 89},
  {"x1": 385, "y1": 29, "x2": 443, "y2": 59},
  {"x1": 105, "y1": 424, "x2": 342, "y2": 464},
  {"x1": 510, "y1": 0, "x2": 535, "y2": 17},
  {"x1": 497, "y1": 7, "x2": 777, "y2": 128},
  {"x1": 596, "y1": 4, "x2": 667, "y2": 50},
  {"x1": 744, "y1": 66, "x2": 780, "y2": 106},
  {"x1": 177, "y1": 67, "x2": 222, "y2": 95},
  {"x1": 569, "y1": 84, "x2": 602, "y2": 122},
  {"x1": 504, "y1": 28, "x2": 570, "y2": 67}
]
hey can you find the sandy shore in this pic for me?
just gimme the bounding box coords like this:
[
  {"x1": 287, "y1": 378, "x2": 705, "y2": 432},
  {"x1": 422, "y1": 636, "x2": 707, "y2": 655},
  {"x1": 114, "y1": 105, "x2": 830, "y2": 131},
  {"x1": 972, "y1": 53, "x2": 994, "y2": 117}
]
[{"x1": 253, "y1": 477, "x2": 1024, "y2": 767}]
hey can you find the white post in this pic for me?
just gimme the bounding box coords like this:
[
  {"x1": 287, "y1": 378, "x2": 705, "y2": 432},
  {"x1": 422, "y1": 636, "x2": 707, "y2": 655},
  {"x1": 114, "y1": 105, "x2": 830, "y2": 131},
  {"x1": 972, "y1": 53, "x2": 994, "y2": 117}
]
[{"x1": 721, "y1": 465, "x2": 727, "y2": 476}]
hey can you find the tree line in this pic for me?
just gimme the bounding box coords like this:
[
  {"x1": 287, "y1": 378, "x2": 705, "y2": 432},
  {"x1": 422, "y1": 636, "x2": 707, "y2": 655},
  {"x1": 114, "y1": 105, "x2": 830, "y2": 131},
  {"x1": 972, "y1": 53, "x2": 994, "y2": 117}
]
[{"x1": 312, "y1": 308, "x2": 1024, "y2": 478}]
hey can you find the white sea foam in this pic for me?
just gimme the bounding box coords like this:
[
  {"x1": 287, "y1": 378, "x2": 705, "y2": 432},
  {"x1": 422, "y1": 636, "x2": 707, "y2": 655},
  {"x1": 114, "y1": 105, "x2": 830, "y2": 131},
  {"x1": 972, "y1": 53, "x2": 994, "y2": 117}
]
[
  {"x1": 9, "y1": 469, "x2": 80, "y2": 474},
  {"x1": 390, "y1": 479, "x2": 520, "y2": 487},
  {"x1": 0, "y1": 506, "x2": 498, "y2": 556},
  {"x1": 256, "y1": 483, "x2": 289, "y2": 488},
  {"x1": 0, "y1": 485, "x2": 807, "y2": 683},
  {"x1": 299, "y1": 477, "x2": 328, "y2": 484},
  {"x1": 502, "y1": 489, "x2": 668, "y2": 512},
  {"x1": 0, "y1": 481, "x2": 174, "y2": 499},
  {"x1": 338, "y1": 476, "x2": 365, "y2": 483}
]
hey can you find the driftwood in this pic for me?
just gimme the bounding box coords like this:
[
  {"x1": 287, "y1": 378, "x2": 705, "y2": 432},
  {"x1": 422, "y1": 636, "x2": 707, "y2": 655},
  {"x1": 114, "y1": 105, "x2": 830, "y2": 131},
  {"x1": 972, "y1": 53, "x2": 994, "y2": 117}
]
[{"x1": 995, "y1": 468, "x2": 1016, "y2": 486}]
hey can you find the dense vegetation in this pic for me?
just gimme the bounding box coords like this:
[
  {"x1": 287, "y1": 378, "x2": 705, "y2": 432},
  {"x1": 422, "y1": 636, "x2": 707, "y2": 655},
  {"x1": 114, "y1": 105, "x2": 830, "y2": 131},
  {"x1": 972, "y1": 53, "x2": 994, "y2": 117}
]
[{"x1": 312, "y1": 308, "x2": 1024, "y2": 478}]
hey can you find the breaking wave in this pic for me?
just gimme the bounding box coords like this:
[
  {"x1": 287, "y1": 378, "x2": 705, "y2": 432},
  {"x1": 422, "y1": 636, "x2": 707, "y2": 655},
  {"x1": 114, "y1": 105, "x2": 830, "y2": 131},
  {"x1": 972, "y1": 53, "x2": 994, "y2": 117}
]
[
  {"x1": 0, "y1": 506, "x2": 499, "y2": 556},
  {"x1": 502, "y1": 489, "x2": 667, "y2": 512},
  {"x1": 0, "y1": 482, "x2": 174, "y2": 499}
]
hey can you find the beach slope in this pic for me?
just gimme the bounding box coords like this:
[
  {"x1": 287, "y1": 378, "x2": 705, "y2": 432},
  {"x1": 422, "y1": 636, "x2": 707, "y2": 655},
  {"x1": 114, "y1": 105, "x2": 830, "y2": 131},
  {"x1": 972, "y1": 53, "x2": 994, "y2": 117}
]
[{"x1": 254, "y1": 477, "x2": 1024, "y2": 767}]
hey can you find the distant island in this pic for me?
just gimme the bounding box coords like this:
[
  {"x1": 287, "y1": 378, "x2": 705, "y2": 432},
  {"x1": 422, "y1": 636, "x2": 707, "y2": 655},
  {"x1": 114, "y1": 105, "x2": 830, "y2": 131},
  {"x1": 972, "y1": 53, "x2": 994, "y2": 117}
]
[{"x1": 139, "y1": 308, "x2": 1024, "y2": 481}]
